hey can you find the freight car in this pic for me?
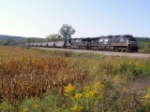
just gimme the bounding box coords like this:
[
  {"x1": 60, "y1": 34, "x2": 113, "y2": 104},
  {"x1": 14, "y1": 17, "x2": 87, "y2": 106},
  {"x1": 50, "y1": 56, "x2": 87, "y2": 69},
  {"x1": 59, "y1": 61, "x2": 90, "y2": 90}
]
[{"x1": 26, "y1": 34, "x2": 138, "y2": 52}]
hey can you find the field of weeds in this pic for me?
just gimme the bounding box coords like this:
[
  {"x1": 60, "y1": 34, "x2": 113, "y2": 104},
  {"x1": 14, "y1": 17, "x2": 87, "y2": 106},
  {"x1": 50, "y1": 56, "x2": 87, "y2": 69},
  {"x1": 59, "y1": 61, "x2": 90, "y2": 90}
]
[
  {"x1": 0, "y1": 46, "x2": 87, "y2": 100},
  {"x1": 1, "y1": 46, "x2": 150, "y2": 112}
]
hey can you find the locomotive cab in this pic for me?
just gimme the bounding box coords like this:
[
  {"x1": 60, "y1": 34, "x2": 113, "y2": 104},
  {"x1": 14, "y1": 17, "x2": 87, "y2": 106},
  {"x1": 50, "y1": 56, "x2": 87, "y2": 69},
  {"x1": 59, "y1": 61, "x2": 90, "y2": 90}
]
[{"x1": 126, "y1": 38, "x2": 138, "y2": 52}]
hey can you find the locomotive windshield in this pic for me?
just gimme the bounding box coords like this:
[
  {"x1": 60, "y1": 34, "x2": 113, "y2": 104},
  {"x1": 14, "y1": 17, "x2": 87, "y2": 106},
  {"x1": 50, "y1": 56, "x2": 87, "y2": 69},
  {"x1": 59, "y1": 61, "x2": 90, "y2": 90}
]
[
  {"x1": 129, "y1": 38, "x2": 136, "y2": 41},
  {"x1": 124, "y1": 35, "x2": 133, "y2": 38}
]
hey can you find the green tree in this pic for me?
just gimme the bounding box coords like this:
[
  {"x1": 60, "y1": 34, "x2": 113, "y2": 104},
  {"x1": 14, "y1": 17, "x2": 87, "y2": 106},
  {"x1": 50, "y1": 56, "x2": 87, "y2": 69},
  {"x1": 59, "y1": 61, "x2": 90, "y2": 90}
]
[
  {"x1": 26, "y1": 38, "x2": 32, "y2": 43},
  {"x1": 45, "y1": 34, "x2": 61, "y2": 42},
  {"x1": 59, "y1": 24, "x2": 75, "y2": 39},
  {"x1": 143, "y1": 42, "x2": 150, "y2": 52},
  {"x1": 26, "y1": 38, "x2": 39, "y2": 43},
  {"x1": 2, "y1": 41, "x2": 8, "y2": 45}
]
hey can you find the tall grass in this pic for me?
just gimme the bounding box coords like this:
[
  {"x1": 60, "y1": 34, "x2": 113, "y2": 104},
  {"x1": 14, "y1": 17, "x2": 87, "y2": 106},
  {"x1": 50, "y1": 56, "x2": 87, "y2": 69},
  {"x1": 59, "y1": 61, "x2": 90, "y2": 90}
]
[
  {"x1": 0, "y1": 46, "x2": 87, "y2": 104},
  {"x1": 0, "y1": 46, "x2": 150, "y2": 111}
]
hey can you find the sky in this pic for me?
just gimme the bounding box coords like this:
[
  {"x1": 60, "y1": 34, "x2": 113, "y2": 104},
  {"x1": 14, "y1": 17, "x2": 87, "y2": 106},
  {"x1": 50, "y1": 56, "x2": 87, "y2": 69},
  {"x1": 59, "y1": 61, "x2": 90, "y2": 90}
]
[{"x1": 0, "y1": 0, "x2": 150, "y2": 38}]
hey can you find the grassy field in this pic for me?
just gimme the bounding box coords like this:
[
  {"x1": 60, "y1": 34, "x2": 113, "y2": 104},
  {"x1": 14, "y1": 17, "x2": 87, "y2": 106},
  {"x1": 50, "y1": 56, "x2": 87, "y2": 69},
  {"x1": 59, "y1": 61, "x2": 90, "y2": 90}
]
[{"x1": 0, "y1": 46, "x2": 150, "y2": 112}]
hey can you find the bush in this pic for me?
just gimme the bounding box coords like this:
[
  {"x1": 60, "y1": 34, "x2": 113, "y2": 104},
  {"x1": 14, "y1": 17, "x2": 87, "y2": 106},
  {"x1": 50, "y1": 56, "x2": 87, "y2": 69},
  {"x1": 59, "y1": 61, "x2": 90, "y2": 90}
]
[
  {"x1": 143, "y1": 42, "x2": 150, "y2": 52},
  {"x1": 0, "y1": 101, "x2": 16, "y2": 112}
]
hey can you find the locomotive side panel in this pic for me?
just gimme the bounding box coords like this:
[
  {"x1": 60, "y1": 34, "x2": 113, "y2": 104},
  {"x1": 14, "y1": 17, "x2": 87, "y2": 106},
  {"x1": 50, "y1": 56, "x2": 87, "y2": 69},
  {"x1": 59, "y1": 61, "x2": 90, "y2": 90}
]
[{"x1": 70, "y1": 38, "x2": 83, "y2": 49}]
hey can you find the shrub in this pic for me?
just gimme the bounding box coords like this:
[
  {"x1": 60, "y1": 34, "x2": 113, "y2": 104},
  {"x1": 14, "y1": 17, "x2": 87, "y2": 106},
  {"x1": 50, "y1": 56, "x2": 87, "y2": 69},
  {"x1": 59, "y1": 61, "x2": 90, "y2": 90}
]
[
  {"x1": 143, "y1": 42, "x2": 150, "y2": 52},
  {"x1": 0, "y1": 101, "x2": 16, "y2": 112}
]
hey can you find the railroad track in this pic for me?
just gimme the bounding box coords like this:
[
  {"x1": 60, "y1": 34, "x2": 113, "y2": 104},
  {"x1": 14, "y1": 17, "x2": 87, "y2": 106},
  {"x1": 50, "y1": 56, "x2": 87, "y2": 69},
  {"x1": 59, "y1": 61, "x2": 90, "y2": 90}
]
[{"x1": 32, "y1": 47, "x2": 150, "y2": 58}]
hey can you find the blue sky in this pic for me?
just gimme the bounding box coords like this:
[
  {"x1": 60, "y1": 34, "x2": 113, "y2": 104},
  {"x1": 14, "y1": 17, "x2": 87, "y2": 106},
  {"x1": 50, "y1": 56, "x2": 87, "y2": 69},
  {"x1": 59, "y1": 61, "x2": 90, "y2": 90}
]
[{"x1": 0, "y1": 0, "x2": 150, "y2": 38}]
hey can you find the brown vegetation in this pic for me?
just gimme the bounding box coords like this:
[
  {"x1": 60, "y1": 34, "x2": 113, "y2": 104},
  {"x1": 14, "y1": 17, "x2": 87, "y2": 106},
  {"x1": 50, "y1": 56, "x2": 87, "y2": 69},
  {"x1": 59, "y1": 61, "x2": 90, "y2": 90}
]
[{"x1": 0, "y1": 46, "x2": 87, "y2": 104}]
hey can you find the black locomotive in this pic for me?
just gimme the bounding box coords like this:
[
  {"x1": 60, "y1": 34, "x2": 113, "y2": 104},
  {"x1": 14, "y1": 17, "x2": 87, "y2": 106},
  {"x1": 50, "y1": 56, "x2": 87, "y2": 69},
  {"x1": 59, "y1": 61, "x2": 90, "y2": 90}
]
[{"x1": 25, "y1": 34, "x2": 138, "y2": 52}]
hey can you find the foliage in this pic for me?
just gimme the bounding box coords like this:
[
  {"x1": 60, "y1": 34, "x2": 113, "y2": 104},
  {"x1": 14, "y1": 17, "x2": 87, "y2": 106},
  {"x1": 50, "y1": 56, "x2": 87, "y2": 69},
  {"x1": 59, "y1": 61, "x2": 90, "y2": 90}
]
[
  {"x1": 45, "y1": 34, "x2": 62, "y2": 42},
  {"x1": 0, "y1": 46, "x2": 150, "y2": 111},
  {"x1": 64, "y1": 84, "x2": 76, "y2": 97},
  {"x1": 59, "y1": 24, "x2": 75, "y2": 39},
  {"x1": 64, "y1": 82, "x2": 105, "y2": 112},
  {"x1": 0, "y1": 46, "x2": 87, "y2": 104},
  {"x1": 143, "y1": 42, "x2": 150, "y2": 52},
  {"x1": 26, "y1": 38, "x2": 41, "y2": 43},
  {"x1": 0, "y1": 101, "x2": 16, "y2": 112},
  {"x1": 18, "y1": 98, "x2": 40, "y2": 112},
  {"x1": 0, "y1": 35, "x2": 44, "y2": 45},
  {"x1": 135, "y1": 37, "x2": 150, "y2": 50},
  {"x1": 142, "y1": 87, "x2": 150, "y2": 111}
]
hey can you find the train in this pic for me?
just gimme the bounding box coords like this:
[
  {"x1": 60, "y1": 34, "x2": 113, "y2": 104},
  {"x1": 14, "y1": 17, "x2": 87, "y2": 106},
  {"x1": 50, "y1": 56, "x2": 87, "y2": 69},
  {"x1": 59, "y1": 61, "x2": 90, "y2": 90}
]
[{"x1": 25, "y1": 34, "x2": 138, "y2": 52}]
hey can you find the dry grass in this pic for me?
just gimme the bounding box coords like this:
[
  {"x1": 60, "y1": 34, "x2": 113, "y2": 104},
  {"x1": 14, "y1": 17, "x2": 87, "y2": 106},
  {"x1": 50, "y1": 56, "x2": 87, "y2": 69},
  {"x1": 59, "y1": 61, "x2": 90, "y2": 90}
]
[
  {"x1": 0, "y1": 46, "x2": 87, "y2": 104},
  {"x1": 1, "y1": 46, "x2": 150, "y2": 111}
]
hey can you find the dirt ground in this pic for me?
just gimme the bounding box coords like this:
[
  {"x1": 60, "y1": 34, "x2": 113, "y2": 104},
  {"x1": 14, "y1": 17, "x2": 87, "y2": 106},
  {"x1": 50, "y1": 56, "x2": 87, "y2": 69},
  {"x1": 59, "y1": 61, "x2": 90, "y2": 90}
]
[{"x1": 33, "y1": 47, "x2": 150, "y2": 58}]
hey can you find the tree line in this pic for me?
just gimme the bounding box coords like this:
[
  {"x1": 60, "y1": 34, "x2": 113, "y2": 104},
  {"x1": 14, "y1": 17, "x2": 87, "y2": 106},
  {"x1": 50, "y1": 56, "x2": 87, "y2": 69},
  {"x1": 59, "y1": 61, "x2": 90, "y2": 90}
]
[{"x1": 0, "y1": 24, "x2": 75, "y2": 45}]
